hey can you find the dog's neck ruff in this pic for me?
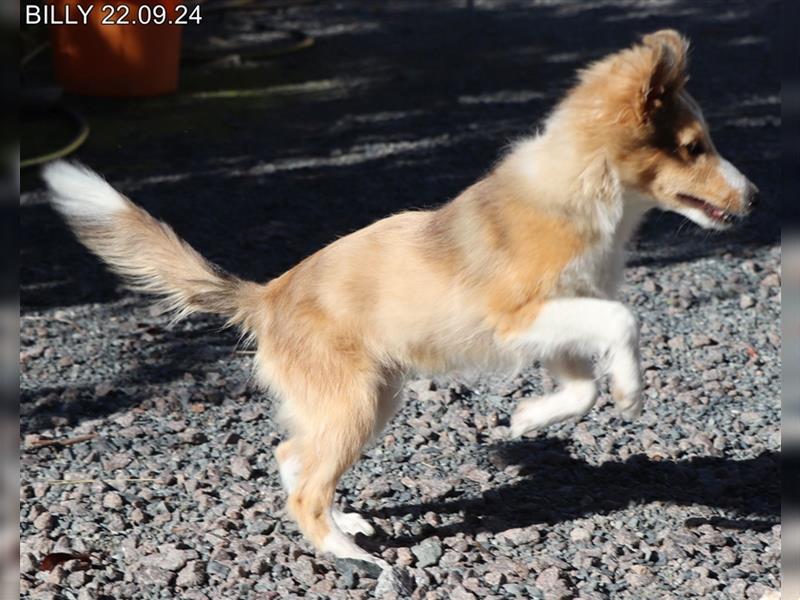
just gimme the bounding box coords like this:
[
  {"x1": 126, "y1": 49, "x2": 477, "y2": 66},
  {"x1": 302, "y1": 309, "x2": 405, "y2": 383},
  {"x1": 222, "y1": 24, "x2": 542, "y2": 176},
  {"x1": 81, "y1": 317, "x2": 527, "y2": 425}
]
[
  {"x1": 500, "y1": 133, "x2": 655, "y2": 298},
  {"x1": 503, "y1": 134, "x2": 653, "y2": 246}
]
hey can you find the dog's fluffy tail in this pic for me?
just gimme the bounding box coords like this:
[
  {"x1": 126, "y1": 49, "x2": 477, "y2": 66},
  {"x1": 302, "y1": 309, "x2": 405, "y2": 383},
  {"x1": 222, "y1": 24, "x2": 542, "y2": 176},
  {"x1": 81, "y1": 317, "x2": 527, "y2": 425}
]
[{"x1": 42, "y1": 161, "x2": 265, "y2": 330}]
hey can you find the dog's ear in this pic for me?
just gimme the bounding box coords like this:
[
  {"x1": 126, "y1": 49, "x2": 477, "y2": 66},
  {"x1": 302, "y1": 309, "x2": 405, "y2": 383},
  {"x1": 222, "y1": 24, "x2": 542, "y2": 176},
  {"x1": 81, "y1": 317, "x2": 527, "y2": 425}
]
[{"x1": 635, "y1": 29, "x2": 689, "y2": 122}]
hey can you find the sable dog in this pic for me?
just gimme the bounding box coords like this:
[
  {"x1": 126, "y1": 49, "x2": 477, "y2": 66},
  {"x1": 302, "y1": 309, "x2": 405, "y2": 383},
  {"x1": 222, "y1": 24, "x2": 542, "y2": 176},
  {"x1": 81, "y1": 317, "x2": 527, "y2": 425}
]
[{"x1": 44, "y1": 30, "x2": 757, "y2": 564}]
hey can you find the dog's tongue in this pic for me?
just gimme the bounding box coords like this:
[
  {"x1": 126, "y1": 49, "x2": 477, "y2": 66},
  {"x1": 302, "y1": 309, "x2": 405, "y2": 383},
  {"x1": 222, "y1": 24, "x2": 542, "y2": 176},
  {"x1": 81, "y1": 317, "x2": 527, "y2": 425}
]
[{"x1": 708, "y1": 206, "x2": 726, "y2": 220}]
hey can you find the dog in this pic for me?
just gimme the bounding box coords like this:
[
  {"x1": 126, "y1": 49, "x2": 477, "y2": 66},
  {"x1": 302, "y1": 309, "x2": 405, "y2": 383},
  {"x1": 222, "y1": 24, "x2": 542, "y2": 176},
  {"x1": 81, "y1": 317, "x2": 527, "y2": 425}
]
[{"x1": 43, "y1": 30, "x2": 757, "y2": 566}]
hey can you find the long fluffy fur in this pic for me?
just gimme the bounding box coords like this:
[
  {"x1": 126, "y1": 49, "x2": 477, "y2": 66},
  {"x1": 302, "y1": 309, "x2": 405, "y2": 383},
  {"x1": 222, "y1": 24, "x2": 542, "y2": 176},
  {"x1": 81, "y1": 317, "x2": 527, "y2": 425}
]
[{"x1": 42, "y1": 161, "x2": 264, "y2": 329}]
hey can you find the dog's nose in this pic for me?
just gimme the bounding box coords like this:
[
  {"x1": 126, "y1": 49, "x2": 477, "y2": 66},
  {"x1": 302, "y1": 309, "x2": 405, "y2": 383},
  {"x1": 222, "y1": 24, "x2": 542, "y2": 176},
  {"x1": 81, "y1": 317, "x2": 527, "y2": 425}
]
[{"x1": 745, "y1": 183, "x2": 760, "y2": 210}]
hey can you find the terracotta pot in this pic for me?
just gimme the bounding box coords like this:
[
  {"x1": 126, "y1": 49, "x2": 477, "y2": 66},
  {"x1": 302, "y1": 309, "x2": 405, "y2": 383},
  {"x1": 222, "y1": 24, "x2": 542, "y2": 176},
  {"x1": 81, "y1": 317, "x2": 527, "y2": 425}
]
[{"x1": 50, "y1": 0, "x2": 182, "y2": 96}]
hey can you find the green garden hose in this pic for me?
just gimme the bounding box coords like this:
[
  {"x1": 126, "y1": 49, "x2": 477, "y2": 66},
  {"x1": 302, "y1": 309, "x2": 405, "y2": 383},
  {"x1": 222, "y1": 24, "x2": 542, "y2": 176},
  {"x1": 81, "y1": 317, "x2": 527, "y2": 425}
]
[{"x1": 20, "y1": 106, "x2": 90, "y2": 169}]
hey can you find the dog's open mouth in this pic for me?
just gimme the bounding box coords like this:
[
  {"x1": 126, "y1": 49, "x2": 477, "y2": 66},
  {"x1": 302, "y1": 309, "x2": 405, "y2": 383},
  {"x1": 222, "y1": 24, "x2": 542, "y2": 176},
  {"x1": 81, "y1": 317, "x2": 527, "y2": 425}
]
[{"x1": 676, "y1": 193, "x2": 732, "y2": 224}]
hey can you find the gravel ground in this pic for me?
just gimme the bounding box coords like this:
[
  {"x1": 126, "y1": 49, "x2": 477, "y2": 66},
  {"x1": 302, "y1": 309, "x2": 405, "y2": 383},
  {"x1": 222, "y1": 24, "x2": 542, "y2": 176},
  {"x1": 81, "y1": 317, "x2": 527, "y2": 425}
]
[{"x1": 21, "y1": 1, "x2": 780, "y2": 598}]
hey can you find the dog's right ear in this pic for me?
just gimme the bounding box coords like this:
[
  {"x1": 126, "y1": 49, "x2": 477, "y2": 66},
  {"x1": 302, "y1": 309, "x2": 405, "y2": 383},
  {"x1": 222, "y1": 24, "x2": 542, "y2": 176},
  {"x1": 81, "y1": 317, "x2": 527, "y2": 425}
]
[{"x1": 634, "y1": 30, "x2": 689, "y2": 123}]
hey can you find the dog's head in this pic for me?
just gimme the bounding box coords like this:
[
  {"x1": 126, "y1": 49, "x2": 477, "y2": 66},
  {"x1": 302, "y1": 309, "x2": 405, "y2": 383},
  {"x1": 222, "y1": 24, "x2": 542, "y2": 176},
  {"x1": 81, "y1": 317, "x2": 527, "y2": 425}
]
[{"x1": 571, "y1": 30, "x2": 759, "y2": 229}]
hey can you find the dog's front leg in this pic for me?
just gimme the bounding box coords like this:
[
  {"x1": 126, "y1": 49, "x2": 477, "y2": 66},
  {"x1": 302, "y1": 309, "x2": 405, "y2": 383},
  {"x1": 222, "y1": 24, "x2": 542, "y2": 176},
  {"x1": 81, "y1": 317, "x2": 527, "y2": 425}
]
[
  {"x1": 511, "y1": 355, "x2": 598, "y2": 437},
  {"x1": 513, "y1": 297, "x2": 642, "y2": 423}
]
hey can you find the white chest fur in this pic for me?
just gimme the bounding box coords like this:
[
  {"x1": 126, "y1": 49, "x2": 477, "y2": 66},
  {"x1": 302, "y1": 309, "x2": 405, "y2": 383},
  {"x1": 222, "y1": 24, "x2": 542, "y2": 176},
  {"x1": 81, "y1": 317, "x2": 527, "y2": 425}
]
[{"x1": 556, "y1": 193, "x2": 653, "y2": 299}]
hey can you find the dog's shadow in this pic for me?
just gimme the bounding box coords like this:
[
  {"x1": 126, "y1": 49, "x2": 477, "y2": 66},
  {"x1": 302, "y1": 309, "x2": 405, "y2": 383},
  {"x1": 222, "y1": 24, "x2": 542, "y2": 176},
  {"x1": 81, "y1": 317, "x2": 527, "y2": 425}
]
[{"x1": 362, "y1": 437, "x2": 779, "y2": 548}]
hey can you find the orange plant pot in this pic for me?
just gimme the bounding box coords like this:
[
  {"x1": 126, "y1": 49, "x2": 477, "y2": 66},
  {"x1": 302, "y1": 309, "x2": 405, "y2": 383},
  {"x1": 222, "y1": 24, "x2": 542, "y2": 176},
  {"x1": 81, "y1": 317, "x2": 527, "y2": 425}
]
[{"x1": 50, "y1": 0, "x2": 182, "y2": 97}]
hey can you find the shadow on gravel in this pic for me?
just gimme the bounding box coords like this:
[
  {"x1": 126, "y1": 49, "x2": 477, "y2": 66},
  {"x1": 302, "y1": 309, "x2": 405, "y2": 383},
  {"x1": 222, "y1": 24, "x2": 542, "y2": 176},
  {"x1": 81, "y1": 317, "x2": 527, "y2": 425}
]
[
  {"x1": 368, "y1": 438, "x2": 779, "y2": 547},
  {"x1": 19, "y1": 320, "x2": 245, "y2": 433},
  {"x1": 19, "y1": 383, "x2": 147, "y2": 435}
]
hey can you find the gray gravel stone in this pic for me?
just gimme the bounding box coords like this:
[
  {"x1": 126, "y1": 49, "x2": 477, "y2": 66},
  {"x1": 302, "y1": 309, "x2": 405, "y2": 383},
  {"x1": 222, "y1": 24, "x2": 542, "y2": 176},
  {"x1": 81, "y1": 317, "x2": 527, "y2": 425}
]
[
  {"x1": 102, "y1": 492, "x2": 124, "y2": 509},
  {"x1": 496, "y1": 527, "x2": 541, "y2": 546},
  {"x1": 570, "y1": 527, "x2": 591, "y2": 542},
  {"x1": 535, "y1": 566, "x2": 571, "y2": 599},
  {"x1": 138, "y1": 566, "x2": 175, "y2": 587},
  {"x1": 20, "y1": 552, "x2": 38, "y2": 574},
  {"x1": 143, "y1": 547, "x2": 192, "y2": 572},
  {"x1": 411, "y1": 538, "x2": 443, "y2": 568},
  {"x1": 484, "y1": 571, "x2": 506, "y2": 588},
  {"x1": 375, "y1": 566, "x2": 416, "y2": 597},
  {"x1": 176, "y1": 561, "x2": 208, "y2": 587},
  {"x1": 335, "y1": 557, "x2": 384, "y2": 579},
  {"x1": 289, "y1": 556, "x2": 318, "y2": 586},
  {"x1": 66, "y1": 570, "x2": 88, "y2": 587},
  {"x1": 179, "y1": 429, "x2": 208, "y2": 445},
  {"x1": 33, "y1": 512, "x2": 56, "y2": 531},
  {"x1": 230, "y1": 456, "x2": 253, "y2": 480},
  {"x1": 396, "y1": 547, "x2": 415, "y2": 567},
  {"x1": 450, "y1": 585, "x2": 477, "y2": 600},
  {"x1": 626, "y1": 565, "x2": 655, "y2": 587},
  {"x1": 77, "y1": 588, "x2": 96, "y2": 600},
  {"x1": 206, "y1": 560, "x2": 231, "y2": 580}
]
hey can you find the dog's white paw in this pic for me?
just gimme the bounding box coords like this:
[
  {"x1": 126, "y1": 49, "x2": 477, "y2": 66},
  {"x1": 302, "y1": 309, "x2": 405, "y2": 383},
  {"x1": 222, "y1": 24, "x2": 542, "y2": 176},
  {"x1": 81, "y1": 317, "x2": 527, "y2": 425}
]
[
  {"x1": 322, "y1": 527, "x2": 386, "y2": 567},
  {"x1": 510, "y1": 398, "x2": 550, "y2": 438},
  {"x1": 332, "y1": 510, "x2": 375, "y2": 537},
  {"x1": 612, "y1": 383, "x2": 643, "y2": 421},
  {"x1": 618, "y1": 397, "x2": 643, "y2": 420},
  {"x1": 510, "y1": 382, "x2": 598, "y2": 437}
]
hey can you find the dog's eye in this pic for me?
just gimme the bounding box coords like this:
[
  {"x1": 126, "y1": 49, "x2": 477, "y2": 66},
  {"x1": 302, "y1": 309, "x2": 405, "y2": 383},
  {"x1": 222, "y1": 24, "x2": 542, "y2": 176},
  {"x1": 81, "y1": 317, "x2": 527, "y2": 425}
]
[{"x1": 684, "y1": 140, "x2": 705, "y2": 157}]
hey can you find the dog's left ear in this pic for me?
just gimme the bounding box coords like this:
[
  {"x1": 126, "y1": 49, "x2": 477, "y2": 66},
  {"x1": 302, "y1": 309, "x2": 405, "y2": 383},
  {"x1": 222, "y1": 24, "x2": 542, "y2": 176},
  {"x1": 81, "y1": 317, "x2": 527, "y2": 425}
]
[{"x1": 636, "y1": 29, "x2": 689, "y2": 122}]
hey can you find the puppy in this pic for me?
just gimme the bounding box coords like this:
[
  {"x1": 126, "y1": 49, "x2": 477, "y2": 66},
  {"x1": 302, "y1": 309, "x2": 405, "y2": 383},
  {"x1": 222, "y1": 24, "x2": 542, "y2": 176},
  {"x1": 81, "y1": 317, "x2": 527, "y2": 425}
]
[{"x1": 43, "y1": 30, "x2": 757, "y2": 565}]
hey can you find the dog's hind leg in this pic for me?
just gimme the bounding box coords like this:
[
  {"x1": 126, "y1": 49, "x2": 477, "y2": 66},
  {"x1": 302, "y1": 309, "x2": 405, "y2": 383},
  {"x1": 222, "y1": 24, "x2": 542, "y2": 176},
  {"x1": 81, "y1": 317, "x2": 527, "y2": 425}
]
[
  {"x1": 276, "y1": 437, "x2": 376, "y2": 538},
  {"x1": 278, "y1": 381, "x2": 386, "y2": 564},
  {"x1": 276, "y1": 371, "x2": 404, "y2": 540},
  {"x1": 511, "y1": 355, "x2": 598, "y2": 437}
]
